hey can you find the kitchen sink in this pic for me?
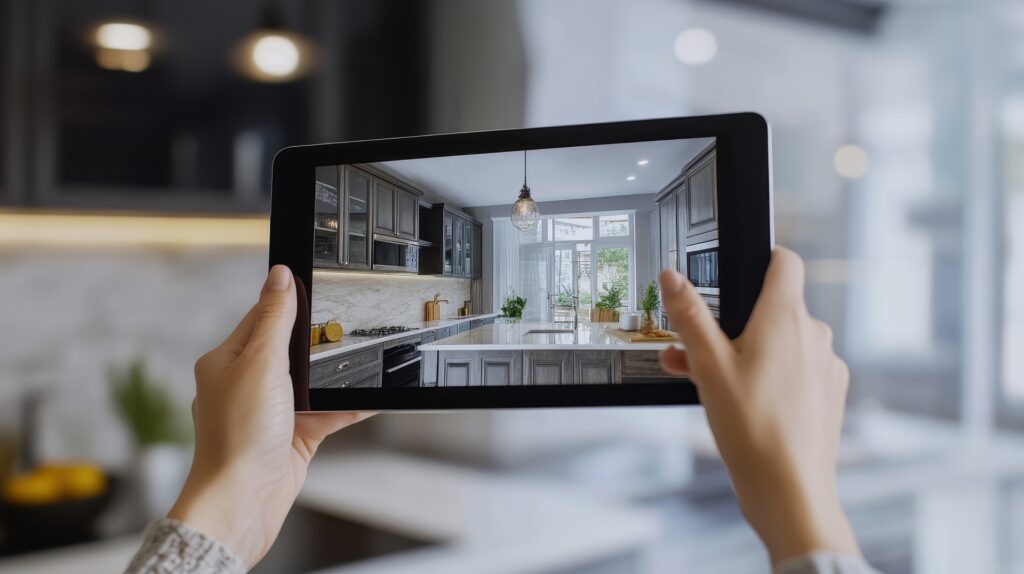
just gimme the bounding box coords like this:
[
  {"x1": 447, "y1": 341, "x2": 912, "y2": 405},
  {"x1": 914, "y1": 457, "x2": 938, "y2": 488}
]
[{"x1": 525, "y1": 329, "x2": 576, "y2": 335}]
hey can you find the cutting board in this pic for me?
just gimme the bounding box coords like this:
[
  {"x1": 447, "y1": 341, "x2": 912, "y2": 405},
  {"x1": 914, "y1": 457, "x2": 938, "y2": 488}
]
[{"x1": 607, "y1": 328, "x2": 679, "y2": 343}]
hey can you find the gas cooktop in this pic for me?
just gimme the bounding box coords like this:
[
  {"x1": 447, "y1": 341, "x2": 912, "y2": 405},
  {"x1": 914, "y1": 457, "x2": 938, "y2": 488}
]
[{"x1": 348, "y1": 326, "x2": 414, "y2": 338}]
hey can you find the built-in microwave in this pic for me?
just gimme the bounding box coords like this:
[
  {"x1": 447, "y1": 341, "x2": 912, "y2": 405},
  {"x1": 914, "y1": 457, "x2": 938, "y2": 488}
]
[
  {"x1": 686, "y1": 239, "x2": 720, "y2": 319},
  {"x1": 372, "y1": 235, "x2": 419, "y2": 273}
]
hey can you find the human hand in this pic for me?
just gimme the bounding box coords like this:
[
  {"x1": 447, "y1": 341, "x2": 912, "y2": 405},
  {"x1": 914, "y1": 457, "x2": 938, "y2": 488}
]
[
  {"x1": 659, "y1": 248, "x2": 860, "y2": 566},
  {"x1": 168, "y1": 265, "x2": 372, "y2": 568}
]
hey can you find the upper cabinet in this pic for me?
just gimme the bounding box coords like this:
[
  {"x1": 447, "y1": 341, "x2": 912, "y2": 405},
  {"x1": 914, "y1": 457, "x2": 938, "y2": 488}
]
[
  {"x1": 396, "y1": 189, "x2": 419, "y2": 240},
  {"x1": 373, "y1": 179, "x2": 398, "y2": 236},
  {"x1": 314, "y1": 171, "x2": 341, "y2": 268},
  {"x1": 419, "y1": 204, "x2": 481, "y2": 278},
  {"x1": 657, "y1": 191, "x2": 678, "y2": 273},
  {"x1": 684, "y1": 148, "x2": 718, "y2": 239},
  {"x1": 341, "y1": 166, "x2": 372, "y2": 270}
]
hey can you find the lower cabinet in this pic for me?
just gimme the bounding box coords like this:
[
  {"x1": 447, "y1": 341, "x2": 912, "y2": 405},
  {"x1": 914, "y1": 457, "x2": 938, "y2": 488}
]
[
  {"x1": 480, "y1": 351, "x2": 522, "y2": 386},
  {"x1": 438, "y1": 350, "x2": 522, "y2": 386},
  {"x1": 439, "y1": 353, "x2": 475, "y2": 387},
  {"x1": 573, "y1": 351, "x2": 622, "y2": 384},
  {"x1": 524, "y1": 350, "x2": 573, "y2": 385}
]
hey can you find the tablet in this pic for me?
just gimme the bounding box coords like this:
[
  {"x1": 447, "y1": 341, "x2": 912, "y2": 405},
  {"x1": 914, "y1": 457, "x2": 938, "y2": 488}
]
[{"x1": 270, "y1": 113, "x2": 773, "y2": 411}]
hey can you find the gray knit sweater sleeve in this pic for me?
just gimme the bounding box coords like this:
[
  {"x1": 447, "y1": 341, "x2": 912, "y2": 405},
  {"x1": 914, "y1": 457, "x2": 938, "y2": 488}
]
[
  {"x1": 775, "y1": 551, "x2": 881, "y2": 574},
  {"x1": 124, "y1": 518, "x2": 246, "y2": 574}
]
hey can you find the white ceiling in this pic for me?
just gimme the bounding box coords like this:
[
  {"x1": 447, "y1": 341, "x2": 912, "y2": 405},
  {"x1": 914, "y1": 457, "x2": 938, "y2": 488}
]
[{"x1": 378, "y1": 138, "x2": 714, "y2": 208}]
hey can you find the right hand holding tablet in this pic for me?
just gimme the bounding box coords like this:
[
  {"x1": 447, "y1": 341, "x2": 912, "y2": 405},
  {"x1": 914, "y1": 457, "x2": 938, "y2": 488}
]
[{"x1": 658, "y1": 247, "x2": 862, "y2": 567}]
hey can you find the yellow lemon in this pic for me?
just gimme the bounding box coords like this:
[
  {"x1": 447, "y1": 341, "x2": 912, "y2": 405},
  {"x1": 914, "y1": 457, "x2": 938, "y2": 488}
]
[{"x1": 3, "y1": 471, "x2": 62, "y2": 505}]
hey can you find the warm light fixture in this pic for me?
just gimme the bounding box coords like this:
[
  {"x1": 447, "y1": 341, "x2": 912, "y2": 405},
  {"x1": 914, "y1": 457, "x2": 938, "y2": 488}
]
[
  {"x1": 834, "y1": 144, "x2": 870, "y2": 179},
  {"x1": 0, "y1": 212, "x2": 268, "y2": 248},
  {"x1": 511, "y1": 150, "x2": 540, "y2": 231},
  {"x1": 637, "y1": 159, "x2": 649, "y2": 166},
  {"x1": 626, "y1": 175, "x2": 637, "y2": 181},
  {"x1": 233, "y1": 4, "x2": 314, "y2": 83},
  {"x1": 91, "y1": 20, "x2": 155, "y2": 72},
  {"x1": 674, "y1": 28, "x2": 717, "y2": 65}
]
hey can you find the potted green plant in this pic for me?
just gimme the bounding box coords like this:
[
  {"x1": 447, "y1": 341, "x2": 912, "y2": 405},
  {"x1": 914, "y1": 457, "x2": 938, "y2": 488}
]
[
  {"x1": 500, "y1": 291, "x2": 527, "y2": 323},
  {"x1": 640, "y1": 281, "x2": 660, "y2": 333},
  {"x1": 592, "y1": 285, "x2": 624, "y2": 322},
  {"x1": 108, "y1": 357, "x2": 190, "y2": 520}
]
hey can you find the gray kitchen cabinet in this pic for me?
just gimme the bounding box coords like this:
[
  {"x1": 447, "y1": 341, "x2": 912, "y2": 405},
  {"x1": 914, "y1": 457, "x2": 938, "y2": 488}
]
[
  {"x1": 341, "y1": 166, "x2": 373, "y2": 270},
  {"x1": 373, "y1": 179, "x2": 397, "y2": 235},
  {"x1": 453, "y1": 217, "x2": 465, "y2": 276},
  {"x1": 472, "y1": 223, "x2": 483, "y2": 278},
  {"x1": 396, "y1": 187, "x2": 419, "y2": 241},
  {"x1": 479, "y1": 351, "x2": 522, "y2": 386},
  {"x1": 573, "y1": 351, "x2": 622, "y2": 384},
  {"x1": 658, "y1": 191, "x2": 678, "y2": 273},
  {"x1": 524, "y1": 350, "x2": 573, "y2": 385},
  {"x1": 318, "y1": 363, "x2": 381, "y2": 389},
  {"x1": 621, "y1": 351, "x2": 687, "y2": 383},
  {"x1": 482, "y1": 316, "x2": 494, "y2": 326},
  {"x1": 443, "y1": 212, "x2": 455, "y2": 275},
  {"x1": 470, "y1": 319, "x2": 483, "y2": 330},
  {"x1": 309, "y1": 345, "x2": 383, "y2": 389},
  {"x1": 463, "y1": 218, "x2": 474, "y2": 276},
  {"x1": 458, "y1": 321, "x2": 470, "y2": 334},
  {"x1": 420, "y1": 330, "x2": 438, "y2": 386},
  {"x1": 684, "y1": 148, "x2": 718, "y2": 239},
  {"x1": 439, "y1": 352, "x2": 475, "y2": 387},
  {"x1": 313, "y1": 172, "x2": 341, "y2": 268}
]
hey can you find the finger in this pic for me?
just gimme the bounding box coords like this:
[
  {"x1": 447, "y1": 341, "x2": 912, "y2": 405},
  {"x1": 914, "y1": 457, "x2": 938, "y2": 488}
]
[
  {"x1": 758, "y1": 247, "x2": 806, "y2": 306},
  {"x1": 659, "y1": 269, "x2": 733, "y2": 367},
  {"x1": 295, "y1": 412, "x2": 376, "y2": 441},
  {"x1": 217, "y1": 305, "x2": 259, "y2": 359},
  {"x1": 241, "y1": 265, "x2": 297, "y2": 358},
  {"x1": 660, "y1": 347, "x2": 690, "y2": 375}
]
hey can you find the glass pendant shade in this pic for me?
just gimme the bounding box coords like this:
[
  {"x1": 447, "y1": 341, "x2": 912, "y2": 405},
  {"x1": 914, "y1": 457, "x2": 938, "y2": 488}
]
[{"x1": 511, "y1": 150, "x2": 540, "y2": 231}]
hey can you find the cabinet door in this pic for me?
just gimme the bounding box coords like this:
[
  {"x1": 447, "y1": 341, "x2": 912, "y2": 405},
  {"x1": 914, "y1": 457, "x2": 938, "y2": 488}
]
[
  {"x1": 685, "y1": 150, "x2": 718, "y2": 238},
  {"x1": 648, "y1": 207, "x2": 660, "y2": 284},
  {"x1": 443, "y1": 212, "x2": 454, "y2": 275},
  {"x1": 573, "y1": 351, "x2": 622, "y2": 384},
  {"x1": 524, "y1": 351, "x2": 573, "y2": 385},
  {"x1": 313, "y1": 169, "x2": 341, "y2": 267},
  {"x1": 396, "y1": 188, "x2": 418, "y2": 240},
  {"x1": 453, "y1": 217, "x2": 464, "y2": 276},
  {"x1": 373, "y1": 179, "x2": 397, "y2": 235},
  {"x1": 421, "y1": 330, "x2": 438, "y2": 386},
  {"x1": 675, "y1": 186, "x2": 687, "y2": 278},
  {"x1": 342, "y1": 166, "x2": 372, "y2": 269},
  {"x1": 479, "y1": 351, "x2": 522, "y2": 386},
  {"x1": 472, "y1": 223, "x2": 483, "y2": 277},
  {"x1": 439, "y1": 352, "x2": 475, "y2": 387},
  {"x1": 463, "y1": 219, "x2": 473, "y2": 276},
  {"x1": 658, "y1": 193, "x2": 678, "y2": 272}
]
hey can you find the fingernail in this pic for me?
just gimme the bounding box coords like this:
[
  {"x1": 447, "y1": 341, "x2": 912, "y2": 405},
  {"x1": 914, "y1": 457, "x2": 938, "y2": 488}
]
[
  {"x1": 660, "y1": 269, "x2": 684, "y2": 295},
  {"x1": 265, "y1": 265, "x2": 291, "y2": 292}
]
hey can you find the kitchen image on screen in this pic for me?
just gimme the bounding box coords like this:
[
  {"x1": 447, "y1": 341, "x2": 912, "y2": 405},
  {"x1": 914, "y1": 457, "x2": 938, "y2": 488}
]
[{"x1": 309, "y1": 137, "x2": 718, "y2": 389}]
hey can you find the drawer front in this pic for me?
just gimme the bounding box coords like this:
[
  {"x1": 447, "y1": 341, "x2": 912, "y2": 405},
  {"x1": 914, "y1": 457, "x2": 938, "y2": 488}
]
[
  {"x1": 313, "y1": 363, "x2": 382, "y2": 389},
  {"x1": 470, "y1": 319, "x2": 483, "y2": 330},
  {"x1": 310, "y1": 346, "x2": 382, "y2": 382},
  {"x1": 621, "y1": 351, "x2": 687, "y2": 382}
]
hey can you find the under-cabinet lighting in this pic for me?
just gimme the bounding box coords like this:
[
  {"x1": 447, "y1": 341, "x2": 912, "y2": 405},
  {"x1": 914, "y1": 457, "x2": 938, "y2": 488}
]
[{"x1": 0, "y1": 212, "x2": 269, "y2": 248}]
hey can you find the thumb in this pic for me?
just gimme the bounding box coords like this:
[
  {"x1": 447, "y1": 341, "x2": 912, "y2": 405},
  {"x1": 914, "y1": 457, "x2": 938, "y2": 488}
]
[
  {"x1": 659, "y1": 269, "x2": 733, "y2": 376},
  {"x1": 242, "y1": 265, "x2": 297, "y2": 359}
]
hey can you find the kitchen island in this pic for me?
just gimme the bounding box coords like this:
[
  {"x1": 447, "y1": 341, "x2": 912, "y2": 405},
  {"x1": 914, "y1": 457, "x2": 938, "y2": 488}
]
[{"x1": 419, "y1": 322, "x2": 686, "y2": 386}]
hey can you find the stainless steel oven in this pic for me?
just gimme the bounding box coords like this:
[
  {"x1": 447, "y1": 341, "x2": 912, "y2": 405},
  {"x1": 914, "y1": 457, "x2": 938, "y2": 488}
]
[
  {"x1": 382, "y1": 335, "x2": 422, "y2": 388},
  {"x1": 372, "y1": 235, "x2": 419, "y2": 272},
  {"x1": 686, "y1": 239, "x2": 720, "y2": 319}
]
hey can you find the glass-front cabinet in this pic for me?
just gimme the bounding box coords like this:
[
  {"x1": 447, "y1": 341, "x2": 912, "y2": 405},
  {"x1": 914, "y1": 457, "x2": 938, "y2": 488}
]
[
  {"x1": 314, "y1": 167, "x2": 340, "y2": 266},
  {"x1": 454, "y1": 217, "x2": 465, "y2": 276},
  {"x1": 443, "y1": 212, "x2": 455, "y2": 274},
  {"x1": 342, "y1": 166, "x2": 372, "y2": 270}
]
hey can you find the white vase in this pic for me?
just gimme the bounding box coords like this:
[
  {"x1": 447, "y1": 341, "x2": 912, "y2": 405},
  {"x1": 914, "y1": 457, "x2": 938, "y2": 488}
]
[{"x1": 136, "y1": 444, "x2": 189, "y2": 520}]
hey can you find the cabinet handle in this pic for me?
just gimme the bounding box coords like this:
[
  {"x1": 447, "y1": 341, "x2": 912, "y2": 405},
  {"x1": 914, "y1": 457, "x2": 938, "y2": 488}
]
[
  {"x1": 340, "y1": 381, "x2": 350, "y2": 388},
  {"x1": 337, "y1": 361, "x2": 350, "y2": 371}
]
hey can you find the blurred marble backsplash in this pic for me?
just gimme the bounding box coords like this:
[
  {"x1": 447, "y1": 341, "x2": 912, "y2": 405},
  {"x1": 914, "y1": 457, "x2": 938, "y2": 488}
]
[
  {"x1": 311, "y1": 271, "x2": 473, "y2": 330},
  {"x1": 0, "y1": 246, "x2": 266, "y2": 465}
]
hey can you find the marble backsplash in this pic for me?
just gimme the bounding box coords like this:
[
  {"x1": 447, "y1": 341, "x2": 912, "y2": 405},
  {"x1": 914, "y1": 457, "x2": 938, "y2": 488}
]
[{"x1": 311, "y1": 271, "x2": 473, "y2": 329}]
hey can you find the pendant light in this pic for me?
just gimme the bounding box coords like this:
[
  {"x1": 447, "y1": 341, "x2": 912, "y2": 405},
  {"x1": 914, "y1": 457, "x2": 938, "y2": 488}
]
[{"x1": 511, "y1": 150, "x2": 540, "y2": 231}]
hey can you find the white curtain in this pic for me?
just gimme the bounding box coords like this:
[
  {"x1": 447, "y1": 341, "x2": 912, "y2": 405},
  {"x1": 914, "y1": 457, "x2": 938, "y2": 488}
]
[{"x1": 492, "y1": 218, "x2": 523, "y2": 314}]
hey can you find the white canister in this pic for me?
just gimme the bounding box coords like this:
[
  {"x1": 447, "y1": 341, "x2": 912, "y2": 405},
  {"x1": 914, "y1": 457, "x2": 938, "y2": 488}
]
[{"x1": 619, "y1": 312, "x2": 641, "y2": 331}]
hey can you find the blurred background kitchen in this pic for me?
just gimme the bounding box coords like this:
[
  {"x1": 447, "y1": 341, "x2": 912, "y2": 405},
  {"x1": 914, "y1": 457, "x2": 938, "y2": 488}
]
[{"x1": 1, "y1": 0, "x2": 1022, "y2": 572}]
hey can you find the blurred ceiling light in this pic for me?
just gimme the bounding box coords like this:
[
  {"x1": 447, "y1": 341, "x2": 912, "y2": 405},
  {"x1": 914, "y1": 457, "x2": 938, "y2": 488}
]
[
  {"x1": 637, "y1": 159, "x2": 649, "y2": 166},
  {"x1": 233, "y1": 5, "x2": 315, "y2": 83},
  {"x1": 0, "y1": 212, "x2": 268, "y2": 248},
  {"x1": 834, "y1": 144, "x2": 870, "y2": 179},
  {"x1": 95, "y1": 22, "x2": 152, "y2": 51},
  {"x1": 673, "y1": 28, "x2": 717, "y2": 65},
  {"x1": 626, "y1": 175, "x2": 637, "y2": 181},
  {"x1": 95, "y1": 48, "x2": 151, "y2": 72}
]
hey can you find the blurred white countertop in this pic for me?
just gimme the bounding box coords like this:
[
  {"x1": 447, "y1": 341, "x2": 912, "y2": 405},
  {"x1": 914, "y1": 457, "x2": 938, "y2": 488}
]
[
  {"x1": 310, "y1": 313, "x2": 499, "y2": 361},
  {"x1": 418, "y1": 322, "x2": 682, "y2": 351}
]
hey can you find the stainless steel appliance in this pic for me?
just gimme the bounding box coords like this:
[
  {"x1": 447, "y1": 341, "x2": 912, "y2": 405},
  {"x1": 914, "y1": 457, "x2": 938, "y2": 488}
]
[
  {"x1": 382, "y1": 335, "x2": 422, "y2": 388},
  {"x1": 372, "y1": 235, "x2": 419, "y2": 272},
  {"x1": 686, "y1": 239, "x2": 720, "y2": 319}
]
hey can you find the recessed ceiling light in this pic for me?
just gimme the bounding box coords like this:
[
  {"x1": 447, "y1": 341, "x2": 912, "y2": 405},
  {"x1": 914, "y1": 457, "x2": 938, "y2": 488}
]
[
  {"x1": 626, "y1": 175, "x2": 636, "y2": 181},
  {"x1": 673, "y1": 28, "x2": 717, "y2": 66},
  {"x1": 95, "y1": 22, "x2": 152, "y2": 51},
  {"x1": 833, "y1": 144, "x2": 870, "y2": 179},
  {"x1": 637, "y1": 159, "x2": 649, "y2": 166}
]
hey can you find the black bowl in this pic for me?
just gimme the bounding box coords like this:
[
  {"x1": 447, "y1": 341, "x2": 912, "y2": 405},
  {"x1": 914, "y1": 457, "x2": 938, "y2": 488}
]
[{"x1": 0, "y1": 476, "x2": 118, "y2": 555}]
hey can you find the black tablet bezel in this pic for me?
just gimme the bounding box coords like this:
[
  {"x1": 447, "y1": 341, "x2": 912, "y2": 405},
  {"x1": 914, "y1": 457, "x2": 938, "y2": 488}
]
[{"x1": 271, "y1": 113, "x2": 773, "y2": 411}]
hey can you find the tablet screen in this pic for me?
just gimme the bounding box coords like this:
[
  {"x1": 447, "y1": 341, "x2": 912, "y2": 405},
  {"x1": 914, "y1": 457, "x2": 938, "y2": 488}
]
[{"x1": 306, "y1": 136, "x2": 718, "y2": 392}]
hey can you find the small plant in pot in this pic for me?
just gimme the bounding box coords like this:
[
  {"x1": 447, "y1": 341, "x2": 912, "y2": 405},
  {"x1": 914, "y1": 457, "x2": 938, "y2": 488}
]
[
  {"x1": 108, "y1": 357, "x2": 190, "y2": 521},
  {"x1": 592, "y1": 285, "x2": 624, "y2": 322},
  {"x1": 640, "y1": 281, "x2": 660, "y2": 333},
  {"x1": 500, "y1": 291, "x2": 527, "y2": 323}
]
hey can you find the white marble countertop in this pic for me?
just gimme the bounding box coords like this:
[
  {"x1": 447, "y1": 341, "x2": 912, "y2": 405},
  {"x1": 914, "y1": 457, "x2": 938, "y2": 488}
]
[
  {"x1": 418, "y1": 321, "x2": 683, "y2": 351},
  {"x1": 310, "y1": 313, "x2": 500, "y2": 361}
]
